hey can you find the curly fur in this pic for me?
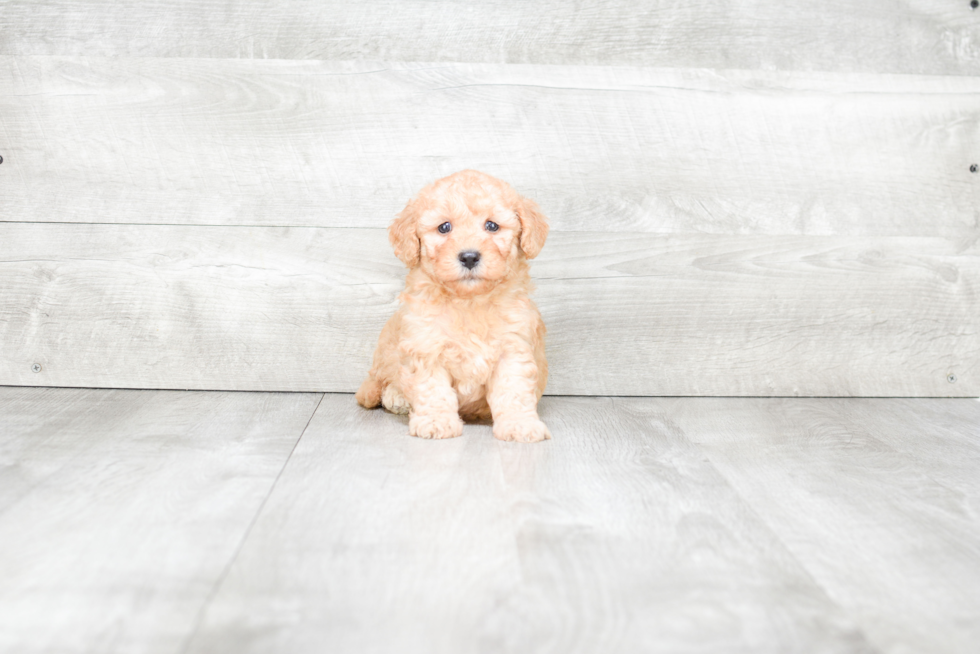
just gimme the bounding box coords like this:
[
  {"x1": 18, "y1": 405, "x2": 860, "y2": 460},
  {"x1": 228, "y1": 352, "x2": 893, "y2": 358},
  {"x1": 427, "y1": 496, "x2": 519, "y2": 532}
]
[{"x1": 356, "y1": 170, "x2": 551, "y2": 442}]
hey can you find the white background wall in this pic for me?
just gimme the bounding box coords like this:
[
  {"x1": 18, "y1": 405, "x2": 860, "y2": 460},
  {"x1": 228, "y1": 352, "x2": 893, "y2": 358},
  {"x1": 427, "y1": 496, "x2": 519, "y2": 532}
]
[{"x1": 1, "y1": 1, "x2": 977, "y2": 395}]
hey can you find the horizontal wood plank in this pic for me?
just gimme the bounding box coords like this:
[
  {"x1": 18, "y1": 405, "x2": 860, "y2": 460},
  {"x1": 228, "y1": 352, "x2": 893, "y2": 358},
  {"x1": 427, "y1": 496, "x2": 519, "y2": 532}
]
[
  {"x1": 1, "y1": 223, "x2": 976, "y2": 396},
  {"x1": 0, "y1": 1, "x2": 977, "y2": 76},
  {"x1": 2, "y1": 57, "x2": 979, "y2": 237},
  {"x1": 0, "y1": 386, "x2": 322, "y2": 654},
  {"x1": 183, "y1": 394, "x2": 871, "y2": 653},
  {"x1": 661, "y1": 397, "x2": 980, "y2": 653}
]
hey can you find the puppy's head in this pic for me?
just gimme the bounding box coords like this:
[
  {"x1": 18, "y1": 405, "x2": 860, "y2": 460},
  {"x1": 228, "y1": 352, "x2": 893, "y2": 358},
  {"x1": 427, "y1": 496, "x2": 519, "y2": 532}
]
[{"x1": 389, "y1": 170, "x2": 549, "y2": 296}]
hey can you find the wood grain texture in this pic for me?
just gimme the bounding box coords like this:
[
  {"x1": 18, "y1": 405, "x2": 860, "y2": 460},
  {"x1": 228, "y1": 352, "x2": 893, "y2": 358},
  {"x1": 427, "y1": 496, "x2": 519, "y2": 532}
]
[
  {"x1": 0, "y1": 386, "x2": 322, "y2": 654},
  {"x1": 183, "y1": 394, "x2": 873, "y2": 654},
  {"x1": 2, "y1": 391, "x2": 976, "y2": 653},
  {"x1": 0, "y1": 1, "x2": 978, "y2": 75},
  {"x1": 3, "y1": 57, "x2": 979, "y2": 237},
  {"x1": 1, "y1": 223, "x2": 976, "y2": 396},
  {"x1": 658, "y1": 397, "x2": 980, "y2": 654}
]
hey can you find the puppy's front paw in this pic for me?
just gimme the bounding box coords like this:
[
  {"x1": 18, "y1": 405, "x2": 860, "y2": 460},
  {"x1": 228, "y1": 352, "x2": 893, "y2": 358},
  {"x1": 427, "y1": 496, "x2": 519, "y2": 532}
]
[
  {"x1": 409, "y1": 413, "x2": 464, "y2": 440},
  {"x1": 493, "y1": 418, "x2": 551, "y2": 443}
]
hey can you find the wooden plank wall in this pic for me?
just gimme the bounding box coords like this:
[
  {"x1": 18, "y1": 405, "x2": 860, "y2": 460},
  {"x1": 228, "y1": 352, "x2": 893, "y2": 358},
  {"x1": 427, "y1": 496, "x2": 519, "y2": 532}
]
[
  {"x1": 1, "y1": 2, "x2": 978, "y2": 396},
  {"x1": 2, "y1": 1, "x2": 979, "y2": 75}
]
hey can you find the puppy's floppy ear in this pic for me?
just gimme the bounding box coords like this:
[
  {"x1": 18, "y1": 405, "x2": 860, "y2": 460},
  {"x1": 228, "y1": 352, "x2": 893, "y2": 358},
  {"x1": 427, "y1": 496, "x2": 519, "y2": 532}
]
[
  {"x1": 389, "y1": 200, "x2": 420, "y2": 267},
  {"x1": 517, "y1": 196, "x2": 549, "y2": 260}
]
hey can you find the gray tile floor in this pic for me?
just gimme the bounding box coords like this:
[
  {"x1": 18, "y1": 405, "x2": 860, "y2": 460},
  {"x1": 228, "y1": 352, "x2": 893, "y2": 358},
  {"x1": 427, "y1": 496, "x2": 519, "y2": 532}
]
[{"x1": 1, "y1": 388, "x2": 978, "y2": 653}]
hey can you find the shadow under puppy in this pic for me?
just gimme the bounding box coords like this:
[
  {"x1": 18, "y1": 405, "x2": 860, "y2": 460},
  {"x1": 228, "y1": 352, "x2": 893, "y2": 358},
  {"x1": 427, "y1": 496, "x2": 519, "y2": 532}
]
[{"x1": 356, "y1": 170, "x2": 551, "y2": 442}]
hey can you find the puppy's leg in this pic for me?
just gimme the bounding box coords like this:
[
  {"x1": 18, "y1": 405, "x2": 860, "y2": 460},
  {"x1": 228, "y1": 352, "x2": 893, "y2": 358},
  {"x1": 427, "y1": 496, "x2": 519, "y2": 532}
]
[
  {"x1": 381, "y1": 384, "x2": 411, "y2": 415},
  {"x1": 403, "y1": 365, "x2": 463, "y2": 439},
  {"x1": 487, "y1": 349, "x2": 551, "y2": 443},
  {"x1": 358, "y1": 311, "x2": 403, "y2": 410},
  {"x1": 356, "y1": 375, "x2": 382, "y2": 408}
]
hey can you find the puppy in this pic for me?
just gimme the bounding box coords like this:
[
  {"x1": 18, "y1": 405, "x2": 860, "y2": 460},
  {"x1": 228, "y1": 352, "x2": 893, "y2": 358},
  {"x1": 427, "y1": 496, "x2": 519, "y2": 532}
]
[{"x1": 355, "y1": 170, "x2": 551, "y2": 442}]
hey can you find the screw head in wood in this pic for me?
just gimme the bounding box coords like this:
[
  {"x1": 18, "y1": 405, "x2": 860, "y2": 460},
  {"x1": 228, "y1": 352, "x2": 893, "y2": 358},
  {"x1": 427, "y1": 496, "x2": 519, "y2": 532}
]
[
  {"x1": 947, "y1": 373, "x2": 957, "y2": 383},
  {"x1": 971, "y1": 164, "x2": 979, "y2": 173},
  {"x1": 973, "y1": 0, "x2": 979, "y2": 10},
  {"x1": 31, "y1": 363, "x2": 41, "y2": 373}
]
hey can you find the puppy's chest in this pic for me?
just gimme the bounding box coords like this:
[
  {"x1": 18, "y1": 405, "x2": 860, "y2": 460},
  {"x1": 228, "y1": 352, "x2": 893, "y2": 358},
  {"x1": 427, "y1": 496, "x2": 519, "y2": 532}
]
[
  {"x1": 437, "y1": 322, "x2": 502, "y2": 384},
  {"x1": 402, "y1": 288, "x2": 536, "y2": 383}
]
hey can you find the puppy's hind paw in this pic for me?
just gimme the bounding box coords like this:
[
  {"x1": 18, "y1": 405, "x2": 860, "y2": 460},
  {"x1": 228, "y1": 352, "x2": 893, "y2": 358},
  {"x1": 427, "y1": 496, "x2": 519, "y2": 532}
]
[
  {"x1": 355, "y1": 378, "x2": 382, "y2": 408},
  {"x1": 493, "y1": 418, "x2": 551, "y2": 443},
  {"x1": 381, "y1": 384, "x2": 411, "y2": 415},
  {"x1": 409, "y1": 413, "x2": 464, "y2": 440}
]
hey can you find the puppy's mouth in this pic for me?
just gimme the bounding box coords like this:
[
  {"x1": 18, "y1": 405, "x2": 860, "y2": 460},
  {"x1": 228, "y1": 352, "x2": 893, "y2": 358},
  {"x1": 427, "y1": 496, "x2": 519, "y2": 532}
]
[{"x1": 456, "y1": 267, "x2": 483, "y2": 283}]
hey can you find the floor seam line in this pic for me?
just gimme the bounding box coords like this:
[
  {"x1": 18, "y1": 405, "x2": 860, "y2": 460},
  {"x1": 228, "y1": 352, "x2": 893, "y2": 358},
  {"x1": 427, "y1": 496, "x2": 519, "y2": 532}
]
[{"x1": 176, "y1": 391, "x2": 326, "y2": 654}]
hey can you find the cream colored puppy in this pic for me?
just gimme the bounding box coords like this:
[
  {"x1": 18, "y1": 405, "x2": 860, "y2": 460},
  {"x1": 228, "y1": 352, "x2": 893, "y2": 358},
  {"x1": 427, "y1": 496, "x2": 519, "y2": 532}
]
[{"x1": 356, "y1": 170, "x2": 551, "y2": 442}]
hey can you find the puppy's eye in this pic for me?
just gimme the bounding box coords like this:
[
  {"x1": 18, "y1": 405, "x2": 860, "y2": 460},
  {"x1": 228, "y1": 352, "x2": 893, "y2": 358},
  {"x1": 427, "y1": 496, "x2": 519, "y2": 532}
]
[
  {"x1": 484, "y1": 220, "x2": 499, "y2": 232},
  {"x1": 438, "y1": 222, "x2": 452, "y2": 234}
]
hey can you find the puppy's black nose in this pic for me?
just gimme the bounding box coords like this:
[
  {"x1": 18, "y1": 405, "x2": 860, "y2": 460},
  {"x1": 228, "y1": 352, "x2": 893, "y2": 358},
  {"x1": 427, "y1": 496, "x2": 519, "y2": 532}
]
[{"x1": 458, "y1": 250, "x2": 481, "y2": 269}]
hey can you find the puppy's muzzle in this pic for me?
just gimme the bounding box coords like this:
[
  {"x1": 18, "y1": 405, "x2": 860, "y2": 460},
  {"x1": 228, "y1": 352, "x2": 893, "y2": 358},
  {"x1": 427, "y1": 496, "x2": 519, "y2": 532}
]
[{"x1": 458, "y1": 250, "x2": 481, "y2": 270}]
